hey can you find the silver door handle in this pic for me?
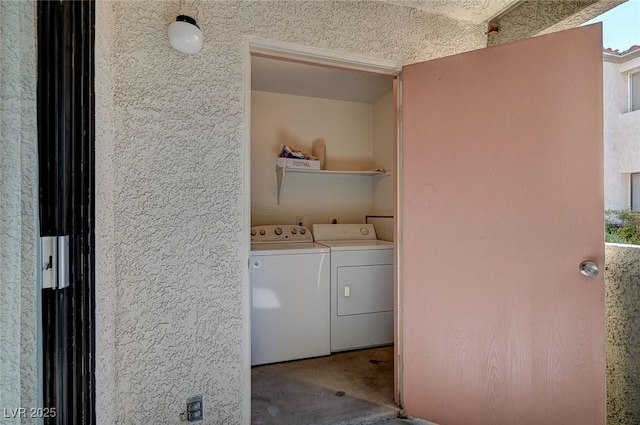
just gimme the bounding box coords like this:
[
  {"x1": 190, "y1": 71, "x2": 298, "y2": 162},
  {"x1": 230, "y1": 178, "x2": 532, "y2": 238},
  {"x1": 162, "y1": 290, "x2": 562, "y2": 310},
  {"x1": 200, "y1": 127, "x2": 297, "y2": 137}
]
[{"x1": 579, "y1": 261, "x2": 599, "y2": 277}]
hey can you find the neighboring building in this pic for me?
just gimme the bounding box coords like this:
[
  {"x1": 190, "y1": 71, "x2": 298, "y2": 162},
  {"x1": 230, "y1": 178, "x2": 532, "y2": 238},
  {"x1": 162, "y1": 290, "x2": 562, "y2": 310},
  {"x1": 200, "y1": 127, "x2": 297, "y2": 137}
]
[{"x1": 604, "y1": 45, "x2": 640, "y2": 211}]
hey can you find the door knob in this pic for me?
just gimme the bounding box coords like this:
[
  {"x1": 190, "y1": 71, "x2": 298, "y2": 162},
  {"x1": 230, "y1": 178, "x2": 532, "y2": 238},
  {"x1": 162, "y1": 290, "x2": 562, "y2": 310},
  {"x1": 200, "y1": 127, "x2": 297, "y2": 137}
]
[{"x1": 579, "y1": 260, "x2": 599, "y2": 277}]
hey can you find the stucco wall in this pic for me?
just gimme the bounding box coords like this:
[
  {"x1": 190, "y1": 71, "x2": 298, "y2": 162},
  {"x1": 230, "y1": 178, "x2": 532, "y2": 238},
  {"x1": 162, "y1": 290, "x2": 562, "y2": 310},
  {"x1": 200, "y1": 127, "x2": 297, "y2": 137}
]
[
  {"x1": 0, "y1": 1, "x2": 38, "y2": 422},
  {"x1": 605, "y1": 243, "x2": 640, "y2": 425},
  {"x1": 95, "y1": 0, "x2": 117, "y2": 423},
  {"x1": 94, "y1": 1, "x2": 486, "y2": 423}
]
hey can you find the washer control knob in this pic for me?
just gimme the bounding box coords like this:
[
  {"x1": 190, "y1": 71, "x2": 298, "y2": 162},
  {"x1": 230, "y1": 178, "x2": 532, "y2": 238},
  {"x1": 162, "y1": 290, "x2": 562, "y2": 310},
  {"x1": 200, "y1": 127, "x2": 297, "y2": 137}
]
[
  {"x1": 251, "y1": 229, "x2": 256, "y2": 236},
  {"x1": 259, "y1": 229, "x2": 266, "y2": 236},
  {"x1": 300, "y1": 228, "x2": 306, "y2": 235},
  {"x1": 291, "y1": 228, "x2": 297, "y2": 234},
  {"x1": 360, "y1": 227, "x2": 370, "y2": 235},
  {"x1": 275, "y1": 227, "x2": 283, "y2": 235}
]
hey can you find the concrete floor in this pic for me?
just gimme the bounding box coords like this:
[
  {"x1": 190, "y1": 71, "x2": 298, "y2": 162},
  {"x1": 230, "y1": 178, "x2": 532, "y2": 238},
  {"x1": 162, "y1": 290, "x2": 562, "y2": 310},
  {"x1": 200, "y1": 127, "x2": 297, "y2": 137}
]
[{"x1": 251, "y1": 346, "x2": 433, "y2": 425}]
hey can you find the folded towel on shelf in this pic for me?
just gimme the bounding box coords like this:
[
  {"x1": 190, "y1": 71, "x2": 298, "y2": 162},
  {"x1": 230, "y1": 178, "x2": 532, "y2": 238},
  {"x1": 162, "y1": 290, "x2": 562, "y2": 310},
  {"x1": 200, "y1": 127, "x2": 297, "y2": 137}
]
[{"x1": 279, "y1": 143, "x2": 317, "y2": 160}]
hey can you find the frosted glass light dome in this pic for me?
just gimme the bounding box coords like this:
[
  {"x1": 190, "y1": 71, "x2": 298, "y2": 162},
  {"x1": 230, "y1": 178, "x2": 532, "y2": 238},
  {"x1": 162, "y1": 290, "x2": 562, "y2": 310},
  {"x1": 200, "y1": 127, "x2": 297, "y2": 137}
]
[{"x1": 168, "y1": 15, "x2": 203, "y2": 54}]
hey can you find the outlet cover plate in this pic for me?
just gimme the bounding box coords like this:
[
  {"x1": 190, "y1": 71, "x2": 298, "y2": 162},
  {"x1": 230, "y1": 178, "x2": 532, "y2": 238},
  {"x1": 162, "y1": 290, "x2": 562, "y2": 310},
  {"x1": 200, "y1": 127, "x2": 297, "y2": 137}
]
[{"x1": 186, "y1": 396, "x2": 203, "y2": 422}]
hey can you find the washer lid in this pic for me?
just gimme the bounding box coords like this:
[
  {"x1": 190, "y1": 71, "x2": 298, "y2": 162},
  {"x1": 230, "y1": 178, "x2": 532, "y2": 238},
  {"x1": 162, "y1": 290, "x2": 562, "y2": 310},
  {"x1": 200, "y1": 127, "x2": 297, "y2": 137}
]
[{"x1": 250, "y1": 242, "x2": 330, "y2": 255}]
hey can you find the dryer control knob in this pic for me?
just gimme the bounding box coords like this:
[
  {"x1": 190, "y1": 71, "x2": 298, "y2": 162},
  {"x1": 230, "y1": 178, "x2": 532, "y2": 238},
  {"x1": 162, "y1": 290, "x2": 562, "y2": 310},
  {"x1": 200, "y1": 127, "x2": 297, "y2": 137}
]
[
  {"x1": 259, "y1": 229, "x2": 266, "y2": 236},
  {"x1": 275, "y1": 227, "x2": 283, "y2": 235},
  {"x1": 300, "y1": 228, "x2": 306, "y2": 234},
  {"x1": 251, "y1": 229, "x2": 256, "y2": 236},
  {"x1": 291, "y1": 228, "x2": 297, "y2": 234},
  {"x1": 360, "y1": 227, "x2": 369, "y2": 235}
]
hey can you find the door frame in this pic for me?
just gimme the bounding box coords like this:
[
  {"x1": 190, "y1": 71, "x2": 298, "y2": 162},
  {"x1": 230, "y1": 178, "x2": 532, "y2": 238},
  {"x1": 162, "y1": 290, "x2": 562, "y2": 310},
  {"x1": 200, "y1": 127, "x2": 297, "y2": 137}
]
[
  {"x1": 37, "y1": 0, "x2": 96, "y2": 423},
  {"x1": 241, "y1": 36, "x2": 403, "y2": 419}
]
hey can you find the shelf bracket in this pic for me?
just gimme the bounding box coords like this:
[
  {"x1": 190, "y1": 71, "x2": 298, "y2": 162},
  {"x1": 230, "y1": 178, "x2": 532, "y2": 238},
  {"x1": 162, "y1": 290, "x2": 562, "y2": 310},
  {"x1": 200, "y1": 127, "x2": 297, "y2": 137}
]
[{"x1": 276, "y1": 166, "x2": 284, "y2": 205}]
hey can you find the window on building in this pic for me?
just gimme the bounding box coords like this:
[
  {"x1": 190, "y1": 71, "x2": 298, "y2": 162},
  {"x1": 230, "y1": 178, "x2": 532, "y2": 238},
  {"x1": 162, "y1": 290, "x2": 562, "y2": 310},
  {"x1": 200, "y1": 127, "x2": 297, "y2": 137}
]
[
  {"x1": 632, "y1": 173, "x2": 640, "y2": 211},
  {"x1": 631, "y1": 72, "x2": 640, "y2": 112}
]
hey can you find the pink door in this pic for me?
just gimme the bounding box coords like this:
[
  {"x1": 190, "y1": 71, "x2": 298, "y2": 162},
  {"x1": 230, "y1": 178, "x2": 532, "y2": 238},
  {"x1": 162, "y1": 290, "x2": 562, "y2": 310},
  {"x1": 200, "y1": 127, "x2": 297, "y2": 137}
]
[{"x1": 401, "y1": 25, "x2": 604, "y2": 424}]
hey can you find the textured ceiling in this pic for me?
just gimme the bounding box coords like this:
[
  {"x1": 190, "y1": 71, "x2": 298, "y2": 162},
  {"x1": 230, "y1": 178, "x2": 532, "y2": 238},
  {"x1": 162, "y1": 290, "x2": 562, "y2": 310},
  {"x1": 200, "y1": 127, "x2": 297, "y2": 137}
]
[{"x1": 377, "y1": 0, "x2": 521, "y2": 24}]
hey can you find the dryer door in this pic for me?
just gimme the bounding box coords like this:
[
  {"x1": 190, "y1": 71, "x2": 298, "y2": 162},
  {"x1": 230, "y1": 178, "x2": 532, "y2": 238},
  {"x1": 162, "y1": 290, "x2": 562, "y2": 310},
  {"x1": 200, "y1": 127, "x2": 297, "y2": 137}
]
[{"x1": 337, "y1": 265, "x2": 394, "y2": 316}]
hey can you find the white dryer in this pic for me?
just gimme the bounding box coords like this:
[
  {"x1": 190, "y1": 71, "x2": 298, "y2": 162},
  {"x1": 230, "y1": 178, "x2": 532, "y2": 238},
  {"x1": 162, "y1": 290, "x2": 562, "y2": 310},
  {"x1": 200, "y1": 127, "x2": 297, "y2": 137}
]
[
  {"x1": 250, "y1": 225, "x2": 330, "y2": 366},
  {"x1": 312, "y1": 224, "x2": 394, "y2": 352}
]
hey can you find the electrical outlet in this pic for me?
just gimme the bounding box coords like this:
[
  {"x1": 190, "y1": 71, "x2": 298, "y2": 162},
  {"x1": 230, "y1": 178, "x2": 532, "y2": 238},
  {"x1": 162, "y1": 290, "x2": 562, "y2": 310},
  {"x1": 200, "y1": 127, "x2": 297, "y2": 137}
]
[
  {"x1": 296, "y1": 216, "x2": 304, "y2": 227},
  {"x1": 186, "y1": 396, "x2": 203, "y2": 422},
  {"x1": 329, "y1": 216, "x2": 338, "y2": 224}
]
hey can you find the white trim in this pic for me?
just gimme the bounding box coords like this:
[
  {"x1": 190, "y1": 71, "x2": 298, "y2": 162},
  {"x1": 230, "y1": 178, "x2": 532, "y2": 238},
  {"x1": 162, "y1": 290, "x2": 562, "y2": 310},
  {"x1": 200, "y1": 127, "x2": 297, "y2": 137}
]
[
  {"x1": 246, "y1": 36, "x2": 402, "y2": 75},
  {"x1": 632, "y1": 172, "x2": 640, "y2": 211},
  {"x1": 619, "y1": 55, "x2": 640, "y2": 74},
  {"x1": 629, "y1": 172, "x2": 633, "y2": 210},
  {"x1": 629, "y1": 72, "x2": 634, "y2": 113},
  {"x1": 630, "y1": 71, "x2": 640, "y2": 112},
  {"x1": 241, "y1": 36, "x2": 252, "y2": 425},
  {"x1": 604, "y1": 48, "x2": 640, "y2": 64},
  {"x1": 394, "y1": 75, "x2": 404, "y2": 407}
]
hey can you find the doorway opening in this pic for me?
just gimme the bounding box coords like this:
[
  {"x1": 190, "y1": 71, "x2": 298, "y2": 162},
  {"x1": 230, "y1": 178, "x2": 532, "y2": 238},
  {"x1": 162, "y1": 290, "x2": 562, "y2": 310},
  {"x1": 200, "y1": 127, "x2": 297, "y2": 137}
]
[{"x1": 245, "y1": 42, "x2": 401, "y2": 424}]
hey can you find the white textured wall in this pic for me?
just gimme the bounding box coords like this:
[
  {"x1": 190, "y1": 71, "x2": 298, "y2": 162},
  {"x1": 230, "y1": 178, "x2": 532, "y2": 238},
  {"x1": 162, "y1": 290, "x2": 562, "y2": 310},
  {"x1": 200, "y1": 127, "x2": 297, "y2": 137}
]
[
  {"x1": 0, "y1": 0, "x2": 38, "y2": 422},
  {"x1": 95, "y1": 1, "x2": 486, "y2": 424},
  {"x1": 604, "y1": 57, "x2": 640, "y2": 210},
  {"x1": 251, "y1": 90, "x2": 375, "y2": 226},
  {"x1": 95, "y1": 0, "x2": 117, "y2": 423}
]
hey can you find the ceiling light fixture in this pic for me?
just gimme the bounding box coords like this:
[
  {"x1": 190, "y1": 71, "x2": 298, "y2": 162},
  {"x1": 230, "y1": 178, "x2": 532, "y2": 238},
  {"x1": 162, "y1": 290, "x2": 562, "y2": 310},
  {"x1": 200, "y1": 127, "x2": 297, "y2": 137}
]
[{"x1": 168, "y1": 14, "x2": 203, "y2": 54}]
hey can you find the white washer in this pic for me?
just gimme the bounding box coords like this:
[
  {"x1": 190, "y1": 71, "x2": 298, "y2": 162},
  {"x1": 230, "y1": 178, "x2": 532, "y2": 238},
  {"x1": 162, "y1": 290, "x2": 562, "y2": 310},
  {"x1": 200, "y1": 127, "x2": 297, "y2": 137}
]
[
  {"x1": 250, "y1": 225, "x2": 330, "y2": 366},
  {"x1": 312, "y1": 224, "x2": 394, "y2": 352}
]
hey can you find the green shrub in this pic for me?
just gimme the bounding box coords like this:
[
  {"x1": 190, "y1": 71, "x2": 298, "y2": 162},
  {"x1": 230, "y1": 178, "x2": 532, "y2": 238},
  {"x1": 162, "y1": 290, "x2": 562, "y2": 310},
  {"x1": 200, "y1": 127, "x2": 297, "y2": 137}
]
[{"x1": 605, "y1": 210, "x2": 640, "y2": 245}]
